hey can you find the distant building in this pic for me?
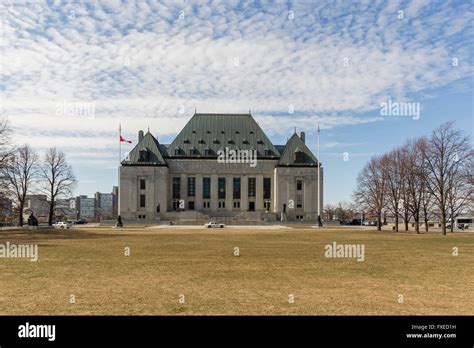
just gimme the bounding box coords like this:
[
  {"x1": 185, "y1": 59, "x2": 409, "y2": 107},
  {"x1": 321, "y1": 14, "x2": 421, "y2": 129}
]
[
  {"x1": 74, "y1": 188, "x2": 118, "y2": 221},
  {"x1": 23, "y1": 194, "x2": 49, "y2": 223},
  {"x1": 76, "y1": 195, "x2": 96, "y2": 220},
  {"x1": 95, "y1": 192, "x2": 115, "y2": 220},
  {"x1": 55, "y1": 198, "x2": 77, "y2": 221}
]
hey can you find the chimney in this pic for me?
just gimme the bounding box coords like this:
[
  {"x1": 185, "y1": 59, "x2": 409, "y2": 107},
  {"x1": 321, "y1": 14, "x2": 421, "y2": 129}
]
[
  {"x1": 138, "y1": 130, "x2": 144, "y2": 142},
  {"x1": 300, "y1": 131, "x2": 305, "y2": 144}
]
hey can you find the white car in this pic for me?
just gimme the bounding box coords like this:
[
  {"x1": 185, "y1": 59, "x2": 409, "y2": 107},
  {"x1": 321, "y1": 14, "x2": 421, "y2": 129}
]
[
  {"x1": 53, "y1": 222, "x2": 70, "y2": 229},
  {"x1": 204, "y1": 221, "x2": 225, "y2": 228}
]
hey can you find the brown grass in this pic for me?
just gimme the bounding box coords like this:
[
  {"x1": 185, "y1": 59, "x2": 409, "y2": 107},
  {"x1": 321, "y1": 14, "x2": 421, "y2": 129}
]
[{"x1": 0, "y1": 227, "x2": 472, "y2": 315}]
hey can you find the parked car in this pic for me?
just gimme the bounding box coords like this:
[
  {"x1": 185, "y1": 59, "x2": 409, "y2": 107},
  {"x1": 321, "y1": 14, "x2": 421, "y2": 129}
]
[
  {"x1": 73, "y1": 219, "x2": 87, "y2": 225},
  {"x1": 53, "y1": 221, "x2": 70, "y2": 229},
  {"x1": 204, "y1": 221, "x2": 225, "y2": 228}
]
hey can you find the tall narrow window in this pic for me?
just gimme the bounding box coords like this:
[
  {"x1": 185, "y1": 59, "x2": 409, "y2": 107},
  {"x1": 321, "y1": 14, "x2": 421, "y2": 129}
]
[
  {"x1": 233, "y1": 178, "x2": 241, "y2": 199},
  {"x1": 140, "y1": 179, "x2": 146, "y2": 190},
  {"x1": 187, "y1": 177, "x2": 195, "y2": 197},
  {"x1": 218, "y1": 177, "x2": 226, "y2": 199},
  {"x1": 172, "y1": 177, "x2": 181, "y2": 199},
  {"x1": 296, "y1": 179, "x2": 303, "y2": 191},
  {"x1": 248, "y1": 177, "x2": 256, "y2": 197},
  {"x1": 263, "y1": 178, "x2": 271, "y2": 199},
  {"x1": 203, "y1": 177, "x2": 211, "y2": 199},
  {"x1": 140, "y1": 194, "x2": 146, "y2": 208}
]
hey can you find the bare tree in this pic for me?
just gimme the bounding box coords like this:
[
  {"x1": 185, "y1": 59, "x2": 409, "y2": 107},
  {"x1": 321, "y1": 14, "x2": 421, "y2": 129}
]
[
  {"x1": 403, "y1": 138, "x2": 428, "y2": 233},
  {"x1": 323, "y1": 203, "x2": 337, "y2": 221},
  {"x1": 421, "y1": 183, "x2": 435, "y2": 232},
  {"x1": 1, "y1": 145, "x2": 39, "y2": 226},
  {"x1": 382, "y1": 148, "x2": 404, "y2": 232},
  {"x1": 446, "y1": 149, "x2": 472, "y2": 232},
  {"x1": 39, "y1": 147, "x2": 77, "y2": 226},
  {"x1": 424, "y1": 122, "x2": 471, "y2": 235},
  {"x1": 0, "y1": 118, "x2": 12, "y2": 169},
  {"x1": 354, "y1": 156, "x2": 386, "y2": 231}
]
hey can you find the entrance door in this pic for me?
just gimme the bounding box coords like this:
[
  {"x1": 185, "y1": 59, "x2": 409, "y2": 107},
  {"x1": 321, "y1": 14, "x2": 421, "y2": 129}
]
[{"x1": 249, "y1": 202, "x2": 255, "y2": 211}]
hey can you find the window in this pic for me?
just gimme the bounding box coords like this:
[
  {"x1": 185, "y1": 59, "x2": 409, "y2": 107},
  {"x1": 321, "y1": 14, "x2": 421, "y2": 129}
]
[
  {"x1": 203, "y1": 201, "x2": 210, "y2": 208},
  {"x1": 248, "y1": 177, "x2": 256, "y2": 197},
  {"x1": 297, "y1": 193, "x2": 303, "y2": 208},
  {"x1": 218, "y1": 201, "x2": 225, "y2": 209},
  {"x1": 140, "y1": 194, "x2": 146, "y2": 208},
  {"x1": 204, "y1": 148, "x2": 211, "y2": 156},
  {"x1": 218, "y1": 177, "x2": 226, "y2": 199},
  {"x1": 233, "y1": 178, "x2": 241, "y2": 199},
  {"x1": 296, "y1": 179, "x2": 303, "y2": 191},
  {"x1": 188, "y1": 201, "x2": 195, "y2": 210},
  {"x1": 203, "y1": 177, "x2": 211, "y2": 199},
  {"x1": 233, "y1": 201, "x2": 240, "y2": 208},
  {"x1": 140, "y1": 179, "x2": 146, "y2": 190},
  {"x1": 295, "y1": 151, "x2": 305, "y2": 163},
  {"x1": 139, "y1": 150, "x2": 148, "y2": 161},
  {"x1": 190, "y1": 148, "x2": 197, "y2": 156},
  {"x1": 174, "y1": 148, "x2": 180, "y2": 155},
  {"x1": 263, "y1": 178, "x2": 271, "y2": 199},
  {"x1": 172, "y1": 177, "x2": 181, "y2": 199},
  {"x1": 187, "y1": 177, "x2": 195, "y2": 197},
  {"x1": 264, "y1": 149, "x2": 271, "y2": 156}
]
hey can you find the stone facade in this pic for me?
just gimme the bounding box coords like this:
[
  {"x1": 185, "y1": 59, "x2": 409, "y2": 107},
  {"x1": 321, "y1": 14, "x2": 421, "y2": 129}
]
[{"x1": 119, "y1": 113, "x2": 323, "y2": 222}]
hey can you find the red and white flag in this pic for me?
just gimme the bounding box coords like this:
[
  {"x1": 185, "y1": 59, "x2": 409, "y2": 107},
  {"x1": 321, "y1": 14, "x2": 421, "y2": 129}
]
[{"x1": 119, "y1": 135, "x2": 132, "y2": 144}]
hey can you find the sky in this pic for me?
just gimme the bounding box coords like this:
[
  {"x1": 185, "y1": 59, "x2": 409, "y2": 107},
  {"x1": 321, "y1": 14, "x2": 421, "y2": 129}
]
[{"x1": 1, "y1": 0, "x2": 473, "y2": 204}]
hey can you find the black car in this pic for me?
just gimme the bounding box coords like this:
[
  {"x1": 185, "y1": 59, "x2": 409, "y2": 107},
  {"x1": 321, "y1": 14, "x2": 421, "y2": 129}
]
[{"x1": 73, "y1": 219, "x2": 88, "y2": 225}]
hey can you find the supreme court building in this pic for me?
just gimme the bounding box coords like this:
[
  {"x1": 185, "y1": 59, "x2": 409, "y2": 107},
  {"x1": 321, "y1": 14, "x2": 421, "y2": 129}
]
[{"x1": 119, "y1": 113, "x2": 323, "y2": 222}]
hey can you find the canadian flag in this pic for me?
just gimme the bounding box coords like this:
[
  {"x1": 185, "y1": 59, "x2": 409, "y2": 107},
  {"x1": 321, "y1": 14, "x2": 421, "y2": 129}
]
[{"x1": 120, "y1": 135, "x2": 132, "y2": 144}]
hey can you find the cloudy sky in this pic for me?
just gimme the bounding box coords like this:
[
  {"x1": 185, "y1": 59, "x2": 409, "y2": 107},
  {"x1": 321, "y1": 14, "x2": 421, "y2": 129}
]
[{"x1": 1, "y1": 0, "x2": 472, "y2": 204}]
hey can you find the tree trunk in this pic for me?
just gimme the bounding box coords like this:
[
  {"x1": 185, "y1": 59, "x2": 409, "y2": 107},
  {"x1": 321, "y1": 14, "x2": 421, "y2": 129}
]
[
  {"x1": 18, "y1": 202, "x2": 24, "y2": 227},
  {"x1": 377, "y1": 210, "x2": 382, "y2": 231},
  {"x1": 424, "y1": 216, "x2": 429, "y2": 232},
  {"x1": 48, "y1": 202, "x2": 54, "y2": 226},
  {"x1": 394, "y1": 213, "x2": 399, "y2": 232},
  {"x1": 441, "y1": 211, "x2": 446, "y2": 235}
]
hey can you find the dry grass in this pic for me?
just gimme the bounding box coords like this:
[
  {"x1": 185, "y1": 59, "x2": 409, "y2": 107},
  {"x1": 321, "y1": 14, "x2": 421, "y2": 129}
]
[{"x1": 0, "y1": 226, "x2": 473, "y2": 315}]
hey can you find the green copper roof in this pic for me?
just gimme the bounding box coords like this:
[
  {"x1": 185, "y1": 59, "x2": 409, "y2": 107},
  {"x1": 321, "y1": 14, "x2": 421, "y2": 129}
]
[
  {"x1": 122, "y1": 113, "x2": 320, "y2": 167},
  {"x1": 278, "y1": 133, "x2": 319, "y2": 166},
  {"x1": 168, "y1": 113, "x2": 280, "y2": 158},
  {"x1": 122, "y1": 131, "x2": 167, "y2": 166}
]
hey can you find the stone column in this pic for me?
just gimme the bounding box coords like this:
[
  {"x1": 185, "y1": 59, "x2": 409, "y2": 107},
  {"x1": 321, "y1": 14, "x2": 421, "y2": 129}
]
[
  {"x1": 256, "y1": 174, "x2": 263, "y2": 211},
  {"x1": 195, "y1": 173, "x2": 203, "y2": 210},
  {"x1": 241, "y1": 175, "x2": 248, "y2": 211},
  {"x1": 226, "y1": 175, "x2": 233, "y2": 212},
  {"x1": 180, "y1": 173, "x2": 187, "y2": 210},
  {"x1": 211, "y1": 174, "x2": 218, "y2": 211}
]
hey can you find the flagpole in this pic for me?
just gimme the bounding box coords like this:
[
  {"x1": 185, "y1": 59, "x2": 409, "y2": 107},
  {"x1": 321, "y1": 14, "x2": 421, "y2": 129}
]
[
  {"x1": 118, "y1": 123, "x2": 121, "y2": 217},
  {"x1": 317, "y1": 123, "x2": 321, "y2": 227}
]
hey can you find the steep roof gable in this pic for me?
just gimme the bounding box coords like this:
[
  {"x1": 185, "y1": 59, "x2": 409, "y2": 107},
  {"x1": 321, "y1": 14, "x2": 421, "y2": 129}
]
[
  {"x1": 278, "y1": 133, "x2": 319, "y2": 166},
  {"x1": 168, "y1": 113, "x2": 280, "y2": 158},
  {"x1": 122, "y1": 131, "x2": 167, "y2": 166}
]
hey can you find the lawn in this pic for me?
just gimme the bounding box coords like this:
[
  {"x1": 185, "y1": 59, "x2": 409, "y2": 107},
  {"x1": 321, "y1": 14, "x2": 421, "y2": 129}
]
[{"x1": 0, "y1": 226, "x2": 472, "y2": 315}]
